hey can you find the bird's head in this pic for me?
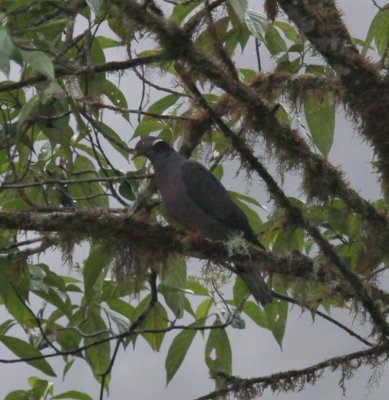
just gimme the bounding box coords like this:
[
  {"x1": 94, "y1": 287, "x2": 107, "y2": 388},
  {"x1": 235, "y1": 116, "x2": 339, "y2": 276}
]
[{"x1": 132, "y1": 136, "x2": 173, "y2": 162}]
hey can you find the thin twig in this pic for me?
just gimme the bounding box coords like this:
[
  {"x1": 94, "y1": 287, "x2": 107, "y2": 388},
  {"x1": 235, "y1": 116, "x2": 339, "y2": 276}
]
[
  {"x1": 76, "y1": 97, "x2": 192, "y2": 121},
  {"x1": 1, "y1": 174, "x2": 151, "y2": 189},
  {"x1": 0, "y1": 237, "x2": 43, "y2": 252},
  {"x1": 272, "y1": 291, "x2": 374, "y2": 347}
]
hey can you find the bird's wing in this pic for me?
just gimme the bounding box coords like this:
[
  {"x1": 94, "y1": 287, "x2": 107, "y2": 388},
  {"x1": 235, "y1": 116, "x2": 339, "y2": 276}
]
[{"x1": 181, "y1": 160, "x2": 250, "y2": 232}]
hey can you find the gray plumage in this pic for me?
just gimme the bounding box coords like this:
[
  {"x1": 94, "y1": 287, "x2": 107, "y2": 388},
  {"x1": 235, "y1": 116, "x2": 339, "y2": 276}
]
[{"x1": 134, "y1": 136, "x2": 272, "y2": 306}]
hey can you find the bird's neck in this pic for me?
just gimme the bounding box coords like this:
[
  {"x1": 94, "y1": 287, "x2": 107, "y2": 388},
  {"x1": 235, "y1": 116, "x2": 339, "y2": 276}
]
[{"x1": 151, "y1": 151, "x2": 183, "y2": 173}]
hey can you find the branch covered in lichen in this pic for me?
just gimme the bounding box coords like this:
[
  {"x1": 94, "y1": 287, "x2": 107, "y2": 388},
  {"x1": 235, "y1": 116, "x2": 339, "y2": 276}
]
[
  {"x1": 194, "y1": 343, "x2": 389, "y2": 400},
  {"x1": 108, "y1": 0, "x2": 389, "y2": 263},
  {"x1": 277, "y1": 0, "x2": 389, "y2": 196}
]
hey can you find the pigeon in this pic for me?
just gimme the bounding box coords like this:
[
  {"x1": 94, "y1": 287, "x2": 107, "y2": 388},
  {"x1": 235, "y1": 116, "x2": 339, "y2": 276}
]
[{"x1": 133, "y1": 136, "x2": 272, "y2": 306}]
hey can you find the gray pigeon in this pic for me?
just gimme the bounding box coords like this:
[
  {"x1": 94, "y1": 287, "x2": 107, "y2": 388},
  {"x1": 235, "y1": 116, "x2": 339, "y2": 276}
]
[{"x1": 133, "y1": 136, "x2": 272, "y2": 306}]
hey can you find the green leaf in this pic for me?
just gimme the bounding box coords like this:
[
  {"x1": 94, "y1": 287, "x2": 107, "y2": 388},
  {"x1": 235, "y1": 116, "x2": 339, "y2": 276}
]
[
  {"x1": 147, "y1": 94, "x2": 179, "y2": 114},
  {"x1": 106, "y1": 299, "x2": 136, "y2": 321},
  {"x1": 0, "y1": 26, "x2": 16, "y2": 57},
  {"x1": 96, "y1": 36, "x2": 121, "y2": 49},
  {"x1": 230, "y1": 191, "x2": 263, "y2": 208},
  {"x1": 56, "y1": 329, "x2": 81, "y2": 352},
  {"x1": 243, "y1": 300, "x2": 268, "y2": 328},
  {"x1": 118, "y1": 182, "x2": 134, "y2": 200},
  {"x1": 348, "y1": 212, "x2": 362, "y2": 242},
  {"x1": 17, "y1": 94, "x2": 40, "y2": 131},
  {"x1": 229, "y1": 0, "x2": 248, "y2": 23},
  {"x1": 265, "y1": 24, "x2": 287, "y2": 57},
  {"x1": 6, "y1": 0, "x2": 38, "y2": 13},
  {"x1": 86, "y1": 0, "x2": 102, "y2": 14},
  {"x1": 94, "y1": 121, "x2": 130, "y2": 159},
  {"x1": 0, "y1": 82, "x2": 25, "y2": 107},
  {"x1": 141, "y1": 301, "x2": 168, "y2": 351},
  {"x1": 160, "y1": 257, "x2": 186, "y2": 289},
  {"x1": 160, "y1": 285, "x2": 185, "y2": 319},
  {"x1": 0, "y1": 335, "x2": 56, "y2": 376},
  {"x1": 160, "y1": 257, "x2": 187, "y2": 318},
  {"x1": 53, "y1": 391, "x2": 93, "y2": 400},
  {"x1": 274, "y1": 103, "x2": 290, "y2": 125},
  {"x1": 265, "y1": 299, "x2": 288, "y2": 348},
  {"x1": 45, "y1": 126, "x2": 73, "y2": 147},
  {"x1": 183, "y1": 297, "x2": 196, "y2": 317},
  {"x1": 5, "y1": 390, "x2": 32, "y2": 400},
  {"x1": 0, "y1": 27, "x2": 14, "y2": 74},
  {"x1": 304, "y1": 92, "x2": 335, "y2": 157},
  {"x1": 186, "y1": 279, "x2": 209, "y2": 296},
  {"x1": 196, "y1": 299, "x2": 213, "y2": 320},
  {"x1": 69, "y1": 155, "x2": 108, "y2": 207},
  {"x1": 83, "y1": 244, "x2": 113, "y2": 302},
  {"x1": 362, "y1": 6, "x2": 389, "y2": 56},
  {"x1": 306, "y1": 64, "x2": 327, "y2": 75},
  {"x1": 34, "y1": 288, "x2": 72, "y2": 319},
  {"x1": 0, "y1": 319, "x2": 16, "y2": 335},
  {"x1": 105, "y1": 309, "x2": 131, "y2": 333},
  {"x1": 62, "y1": 358, "x2": 76, "y2": 380},
  {"x1": 274, "y1": 21, "x2": 300, "y2": 43},
  {"x1": 205, "y1": 324, "x2": 232, "y2": 374},
  {"x1": 29, "y1": 377, "x2": 52, "y2": 398},
  {"x1": 20, "y1": 50, "x2": 54, "y2": 79},
  {"x1": 102, "y1": 79, "x2": 129, "y2": 120},
  {"x1": 229, "y1": 192, "x2": 263, "y2": 232},
  {"x1": 233, "y1": 276, "x2": 250, "y2": 305},
  {"x1": 239, "y1": 68, "x2": 256, "y2": 82},
  {"x1": 82, "y1": 307, "x2": 111, "y2": 379},
  {"x1": 171, "y1": 0, "x2": 202, "y2": 24},
  {"x1": 245, "y1": 10, "x2": 268, "y2": 42},
  {"x1": 23, "y1": 19, "x2": 69, "y2": 40},
  {"x1": 165, "y1": 327, "x2": 197, "y2": 384},
  {"x1": 133, "y1": 119, "x2": 164, "y2": 137},
  {"x1": 273, "y1": 227, "x2": 305, "y2": 253},
  {"x1": 231, "y1": 312, "x2": 245, "y2": 329}
]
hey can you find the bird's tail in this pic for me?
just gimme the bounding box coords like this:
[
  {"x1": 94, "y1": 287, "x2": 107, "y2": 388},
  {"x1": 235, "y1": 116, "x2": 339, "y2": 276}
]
[{"x1": 237, "y1": 264, "x2": 272, "y2": 306}]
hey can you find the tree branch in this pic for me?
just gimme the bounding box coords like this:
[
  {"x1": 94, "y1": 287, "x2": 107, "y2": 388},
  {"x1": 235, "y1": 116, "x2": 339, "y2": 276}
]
[
  {"x1": 0, "y1": 54, "x2": 164, "y2": 94},
  {"x1": 277, "y1": 0, "x2": 389, "y2": 195},
  {"x1": 112, "y1": 0, "x2": 389, "y2": 262},
  {"x1": 179, "y1": 77, "x2": 389, "y2": 339},
  {"x1": 1, "y1": 174, "x2": 151, "y2": 190},
  {"x1": 193, "y1": 343, "x2": 389, "y2": 400}
]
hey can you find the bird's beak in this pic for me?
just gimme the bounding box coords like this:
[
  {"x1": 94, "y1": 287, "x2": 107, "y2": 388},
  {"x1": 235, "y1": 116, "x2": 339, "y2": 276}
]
[{"x1": 131, "y1": 150, "x2": 139, "y2": 160}]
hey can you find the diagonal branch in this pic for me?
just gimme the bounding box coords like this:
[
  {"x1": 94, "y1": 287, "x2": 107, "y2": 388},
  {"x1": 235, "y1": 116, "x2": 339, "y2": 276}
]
[
  {"x1": 193, "y1": 343, "x2": 389, "y2": 400},
  {"x1": 277, "y1": 0, "x2": 389, "y2": 195},
  {"x1": 180, "y1": 76, "x2": 389, "y2": 339},
  {"x1": 112, "y1": 0, "x2": 389, "y2": 261}
]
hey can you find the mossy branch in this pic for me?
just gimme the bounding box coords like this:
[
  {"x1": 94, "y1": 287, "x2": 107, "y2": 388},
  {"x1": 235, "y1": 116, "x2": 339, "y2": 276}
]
[
  {"x1": 277, "y1": 0, "x2": 389, "y2": 196},
  {"x1": 194, "y1": 343, "x2": 389, "y2": 400},
  {"x1": 111, "y1": 0, "x2": 389, "y2": 259}
]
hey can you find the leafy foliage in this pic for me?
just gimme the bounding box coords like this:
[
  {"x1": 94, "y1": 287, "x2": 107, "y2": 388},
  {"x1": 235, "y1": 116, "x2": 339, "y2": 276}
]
[{"x1": 0, "y1": 0, "x2": 387, "y2": 399}]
